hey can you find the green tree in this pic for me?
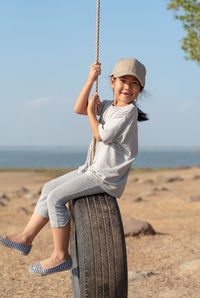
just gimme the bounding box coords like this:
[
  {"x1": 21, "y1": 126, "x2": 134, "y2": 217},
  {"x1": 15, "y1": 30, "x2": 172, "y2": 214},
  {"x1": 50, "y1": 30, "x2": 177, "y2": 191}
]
[{"x1": 167, "y1": 0, "x2": 200, "y2": 65}]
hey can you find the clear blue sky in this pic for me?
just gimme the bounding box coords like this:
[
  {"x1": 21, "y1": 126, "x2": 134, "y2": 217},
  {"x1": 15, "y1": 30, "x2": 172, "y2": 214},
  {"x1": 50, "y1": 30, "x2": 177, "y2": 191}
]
[{"x1": 1, "y1": 0, "x2": 200, "y2": 149}]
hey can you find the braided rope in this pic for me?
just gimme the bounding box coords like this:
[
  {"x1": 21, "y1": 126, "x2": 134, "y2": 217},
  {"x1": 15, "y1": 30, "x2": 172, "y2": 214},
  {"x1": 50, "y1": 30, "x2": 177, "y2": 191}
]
[
  {"x1": 90, "y1": 0, "x2": 100, "y2": 163},
  {"x1": 94, "y1": 0, "x2": 100, "y2": 94}
]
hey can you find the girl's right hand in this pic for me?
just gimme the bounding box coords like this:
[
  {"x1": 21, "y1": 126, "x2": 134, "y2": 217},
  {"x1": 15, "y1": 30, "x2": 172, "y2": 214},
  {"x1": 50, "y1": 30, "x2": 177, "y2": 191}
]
[{"x1": 88, "y1": 62, "x2": 101, "y2": 82}]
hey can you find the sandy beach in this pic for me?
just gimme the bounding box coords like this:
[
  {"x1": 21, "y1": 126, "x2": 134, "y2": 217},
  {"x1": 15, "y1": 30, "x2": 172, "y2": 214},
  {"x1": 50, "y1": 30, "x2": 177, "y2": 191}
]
[{"x1": 0, "y1": 166, "x2": 200, "y2": 298}]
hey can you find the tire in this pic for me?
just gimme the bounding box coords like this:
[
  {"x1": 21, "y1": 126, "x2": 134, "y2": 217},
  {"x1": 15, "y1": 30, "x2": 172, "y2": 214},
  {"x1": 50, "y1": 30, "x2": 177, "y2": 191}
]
[{"x1": 69, "y1": 193, "x2": 128, "y2": 298}]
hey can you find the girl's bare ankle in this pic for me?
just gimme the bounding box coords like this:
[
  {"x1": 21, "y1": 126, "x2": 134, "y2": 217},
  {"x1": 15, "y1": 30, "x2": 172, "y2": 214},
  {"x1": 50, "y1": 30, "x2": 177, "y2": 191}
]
[
  {"x1": 52, "y1": 251, "x2": 69, "y2": 262},
  {"x1": 18, "y1": 233, "x2": 33, "y2": 245}
]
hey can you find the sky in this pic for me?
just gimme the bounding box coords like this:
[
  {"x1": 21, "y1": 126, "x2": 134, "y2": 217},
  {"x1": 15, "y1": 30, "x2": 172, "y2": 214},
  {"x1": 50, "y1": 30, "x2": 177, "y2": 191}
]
[{"x1": 1, "y1": 0, "x2": 200, "y2": 149}]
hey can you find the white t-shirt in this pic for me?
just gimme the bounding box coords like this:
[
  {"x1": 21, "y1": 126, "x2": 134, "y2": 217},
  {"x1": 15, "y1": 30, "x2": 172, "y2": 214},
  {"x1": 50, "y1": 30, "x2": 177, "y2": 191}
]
[{"x1": 78, "y1": 100, "x2": 138, "y2": 198}]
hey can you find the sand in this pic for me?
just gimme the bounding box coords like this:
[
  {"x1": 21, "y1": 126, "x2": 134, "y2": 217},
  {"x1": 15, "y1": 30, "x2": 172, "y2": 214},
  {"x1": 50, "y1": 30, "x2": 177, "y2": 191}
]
[{"x1": 0, "y1": 167, "x2": 200, "y2": 298}]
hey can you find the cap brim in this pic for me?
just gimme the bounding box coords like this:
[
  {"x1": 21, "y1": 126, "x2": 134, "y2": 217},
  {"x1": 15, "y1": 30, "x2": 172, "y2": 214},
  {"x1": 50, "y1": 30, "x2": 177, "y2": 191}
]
[{"x1": 111, "y1": 71, "x2": 144, "y2": 87}]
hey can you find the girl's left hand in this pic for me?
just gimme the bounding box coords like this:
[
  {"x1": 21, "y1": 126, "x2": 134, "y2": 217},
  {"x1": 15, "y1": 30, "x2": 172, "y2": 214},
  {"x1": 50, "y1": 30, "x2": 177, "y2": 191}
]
[{"x1": 87, "y1": 93, "x2": 101, "y2": 113}]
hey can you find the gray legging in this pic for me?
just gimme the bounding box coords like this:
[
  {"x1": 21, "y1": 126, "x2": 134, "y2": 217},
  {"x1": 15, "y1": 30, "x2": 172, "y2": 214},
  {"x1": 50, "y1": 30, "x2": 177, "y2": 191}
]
[{"x1": 35, "y1": 169, "x2": 105, "y2": 228}]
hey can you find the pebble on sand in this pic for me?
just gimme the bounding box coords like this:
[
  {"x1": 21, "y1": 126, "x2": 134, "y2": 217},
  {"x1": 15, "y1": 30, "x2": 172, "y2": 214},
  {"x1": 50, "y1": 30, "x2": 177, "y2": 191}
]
[
  {"x1": 185, "y1": 195, "x2": 200, "y2": 202},
  {"x1": 17, "y1": 207, "x2": 29, "y2": 215},
  {"x1": 128, "y1": 270, "x2": 156, "y2": 282},
  {"x1": 122, "y1": 215, "x2": 156, "y2": 237},
  {"x1": 131, "y1": 196, "x2": 143, "y2": 202},
  {"x1": 141, "y1": 190, "x2": 156, "y2": 196},
  {"x1": 153, "y1": 186, "x2": 169, "y2": 191},
  {"x1": 25, "y1": 193, "x2": 36, "y2": 199},
  {"x1": 15, "y1": 186, "x2": 29, "y2": 196},
  {"x1": 0, "y1": 200, "x2": 6, "y2": 207},
  {"x1": 157, "y1": 175, "x2": 184, "y2": 183},
  {"x1": 0, "y1": 193, "x2": 10, "y2": 201},
  {"x1": 139, "y1": 179, "x2": 154, "y2": 184},
  {"x1": 179, "y1": 259, "x2": 200, "y2": 271}
]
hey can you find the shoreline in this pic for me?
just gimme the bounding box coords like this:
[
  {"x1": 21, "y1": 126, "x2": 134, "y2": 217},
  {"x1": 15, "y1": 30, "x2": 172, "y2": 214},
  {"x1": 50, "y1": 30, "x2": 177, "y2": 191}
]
[{"x1": 0, "y1": 165, "x2": 199, "y2": 173}]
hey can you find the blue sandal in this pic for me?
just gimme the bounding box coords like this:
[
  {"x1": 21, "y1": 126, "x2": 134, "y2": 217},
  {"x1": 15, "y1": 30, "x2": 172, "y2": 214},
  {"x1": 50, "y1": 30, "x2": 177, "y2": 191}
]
[
  {"x1": 0, "y1": 234, "x2": 32, "y2": 255},
  {"x1": 29, "y1": 256, "x2": 72, "y2": 276}
]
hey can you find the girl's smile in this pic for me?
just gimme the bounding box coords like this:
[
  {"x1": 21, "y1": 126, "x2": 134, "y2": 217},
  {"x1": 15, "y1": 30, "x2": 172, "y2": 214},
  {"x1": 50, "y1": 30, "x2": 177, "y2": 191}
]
[{"x1": 110, "y1": 75, "x2": 141, "y2": 106}]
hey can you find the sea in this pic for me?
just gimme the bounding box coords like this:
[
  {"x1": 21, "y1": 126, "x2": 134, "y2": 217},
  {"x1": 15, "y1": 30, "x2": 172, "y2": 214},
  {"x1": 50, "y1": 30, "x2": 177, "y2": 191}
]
[{"x1": 0, "y1": 146, "x2": 200, "y2": 169}]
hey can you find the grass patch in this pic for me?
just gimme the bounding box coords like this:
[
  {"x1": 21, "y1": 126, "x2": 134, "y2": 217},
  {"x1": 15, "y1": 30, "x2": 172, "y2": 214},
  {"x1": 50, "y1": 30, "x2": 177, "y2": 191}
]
[
  {"x1": 0, "y1": 166, "x2": 192, "y2": 178},
  {"x1": 0, "y1": 168, "x2": 74, "y2": 177},
  {"x1": 130, "y1": 167, "x2": 172, "y2": 174}
]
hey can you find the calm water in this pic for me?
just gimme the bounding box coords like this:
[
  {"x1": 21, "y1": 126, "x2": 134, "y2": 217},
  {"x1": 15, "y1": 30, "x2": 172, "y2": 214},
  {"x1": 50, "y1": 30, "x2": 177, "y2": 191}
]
[{"x1": 0, "y1": 146, "x2": 200, "y2": 169}]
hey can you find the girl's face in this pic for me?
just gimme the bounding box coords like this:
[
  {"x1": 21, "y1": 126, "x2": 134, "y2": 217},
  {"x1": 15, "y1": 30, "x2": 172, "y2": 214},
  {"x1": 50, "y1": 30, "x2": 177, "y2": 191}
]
[{"x1": 110, "y1": 75, "x2": 141, "y2": 106}]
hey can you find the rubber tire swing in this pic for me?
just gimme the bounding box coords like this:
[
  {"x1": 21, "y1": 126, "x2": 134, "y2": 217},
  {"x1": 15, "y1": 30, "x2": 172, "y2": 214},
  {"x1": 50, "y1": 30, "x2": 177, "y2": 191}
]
[
  {"x1": 69, "y1": 194, "x2": 128, "y2": 298},
  {"x1": 69, "y1": 1, "x2": 128, "y2": 297}
]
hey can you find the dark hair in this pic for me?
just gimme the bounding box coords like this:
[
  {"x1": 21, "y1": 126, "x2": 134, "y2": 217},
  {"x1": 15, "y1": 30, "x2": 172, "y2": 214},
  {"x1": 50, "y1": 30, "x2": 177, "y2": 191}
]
[
  {"x1": 136, "y1": 107, "x2": 148, "y2": 121},
  {"x1": 136, "y1": 86, "x2": 149, "y2": 121}
]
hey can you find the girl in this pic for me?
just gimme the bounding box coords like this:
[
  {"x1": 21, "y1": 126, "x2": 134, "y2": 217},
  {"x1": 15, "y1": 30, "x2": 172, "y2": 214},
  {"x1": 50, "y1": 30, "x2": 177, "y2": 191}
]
[{"x1": 0, "y1": 58, "x2": 147, "y2": 276}]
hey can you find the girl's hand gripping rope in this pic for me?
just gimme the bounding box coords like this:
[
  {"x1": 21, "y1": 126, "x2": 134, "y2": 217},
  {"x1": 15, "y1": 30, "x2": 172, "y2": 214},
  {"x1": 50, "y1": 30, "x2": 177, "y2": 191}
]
[
  {"x1": 88, "y1": 62, "x2": 101, "y2": 83},
  {"x1": 87, "y1": 93, "x2": 102, "y2": 142},
  {"x1": 73, "y1": 62, "x2": 101, "y2": 115},
  {"x1": 87, "y1": 93, "x2": 101, "y2": 114}
]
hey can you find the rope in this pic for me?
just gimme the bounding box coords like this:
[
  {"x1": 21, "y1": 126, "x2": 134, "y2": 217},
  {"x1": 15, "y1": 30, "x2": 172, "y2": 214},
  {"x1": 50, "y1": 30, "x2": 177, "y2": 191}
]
[
  {"x1": 94, "y1": 0, "x2": 100, "y2": 94},
  {"x1": 90, "y1": 0, "x2": 100, "y2": 163}
]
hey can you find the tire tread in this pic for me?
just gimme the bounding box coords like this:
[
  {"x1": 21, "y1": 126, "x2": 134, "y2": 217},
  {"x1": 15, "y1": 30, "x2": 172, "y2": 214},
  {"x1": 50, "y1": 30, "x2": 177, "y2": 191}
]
[{"x1": 70, "y1": 193, "x2": 127, "y2": 298}]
